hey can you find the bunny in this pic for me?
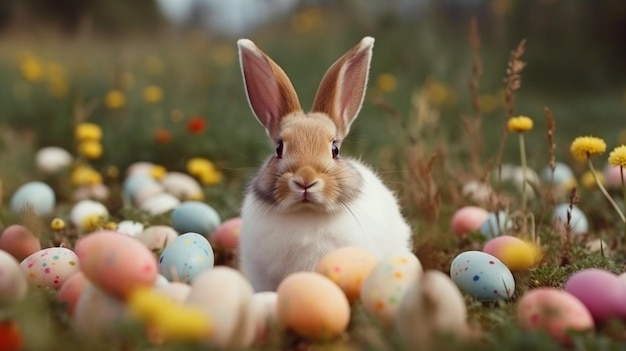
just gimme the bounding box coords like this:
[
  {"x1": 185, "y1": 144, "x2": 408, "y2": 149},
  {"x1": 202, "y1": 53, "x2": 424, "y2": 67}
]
[{"x1": 237, "y1": 36, "x2": 414, "y2": 292}]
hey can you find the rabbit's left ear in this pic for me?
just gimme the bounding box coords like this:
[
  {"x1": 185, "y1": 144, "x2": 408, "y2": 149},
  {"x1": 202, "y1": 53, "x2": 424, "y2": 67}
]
[{"x1": 311, "y1": 37, "x2": 374, "y2": 139}]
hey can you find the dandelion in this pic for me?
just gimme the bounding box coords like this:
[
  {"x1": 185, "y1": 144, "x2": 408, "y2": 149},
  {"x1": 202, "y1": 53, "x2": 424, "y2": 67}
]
[
  {"x1": 78, "y1": 140, "x2": 103, "y2": 159},
  {"x1": 507, "y1": 116, "x2": 533, "y2": 133},
  {"x1": 105, "y1": 90, "x2": 126, "y2": 110},
  {"x1": 376, "y1": 73, "x2": 397, "y2": 93},
  {"x1": 200, "y1": 169, "x2": 224, "y2": 185},
  {"x1": 50, "y1": 218, "x2": 65, "y2": 231},
  {"x1": 507, "y1": 115, "x2": 533, "y2": 212},
  {"x1": 154, "y1": 129, "x2": 171, "y2": 144},
  {"x1": 187, "y1": 158, "x2": 215, "y2": 176},
  {"x1": 71, "y1": 166, "x2": 103, "y2": 186},
  {"x1": 143, "y1": 85, "x2": 164, "y2": 104},
  {"x1": 19, "y1": 57, "x2": 43, "y2": 82},
  {"x1": 187, "y1": 116, "x2": 207, "y2": 134},
  {"x1": 570, "y1": 136, "x2": 625, "y2": 226},
  {"x1": 150, "y1": 165, "x2": 167, "y2": 180},
  {"x1": 127, "y1": 288, "x2": 212, "y2": 342},
  {"x1": 75, "y1": 123, "x2": 102, "y2": 142}
]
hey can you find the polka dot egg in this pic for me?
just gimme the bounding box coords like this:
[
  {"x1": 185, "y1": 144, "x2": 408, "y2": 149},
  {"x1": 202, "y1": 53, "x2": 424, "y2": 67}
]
[
  {"x1": 450, "y1": 250, "x2": 515, "y2": 301},
  {"x1": 315, "y1": 246, "x2": 378, "y2": 302},
  {"x1": 20, "y1": 247, "x2": 80, "y2": 289},
  {"x1": 159, "y1": 232, "x2": 215, "y2": 283}
]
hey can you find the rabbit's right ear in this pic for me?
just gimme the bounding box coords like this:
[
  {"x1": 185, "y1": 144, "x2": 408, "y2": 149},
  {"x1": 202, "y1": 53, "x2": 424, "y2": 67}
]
[{"x1": 238, "y1": 39, "x2": 303, "y2": 140}]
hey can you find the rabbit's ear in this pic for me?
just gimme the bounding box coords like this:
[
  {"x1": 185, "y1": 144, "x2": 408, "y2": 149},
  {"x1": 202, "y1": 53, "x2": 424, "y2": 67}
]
[
  {"x1": 238, "y1": 39, "x2": 303, "y2": 139},
  {"x1": 311, "y1": 37, "x2": 374, "y2": 138}
]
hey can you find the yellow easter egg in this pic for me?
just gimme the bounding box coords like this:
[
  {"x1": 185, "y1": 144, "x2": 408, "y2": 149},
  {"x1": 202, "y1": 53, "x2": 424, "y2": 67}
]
[
  {"x1": 315, "y1": 247, "x2": 378, "y2": 302},
  {"x1": 483, "y1": 235, "x2": 542, "y2": 270}
]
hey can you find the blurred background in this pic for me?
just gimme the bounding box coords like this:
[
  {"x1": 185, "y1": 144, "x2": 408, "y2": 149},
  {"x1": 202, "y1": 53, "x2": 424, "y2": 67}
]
[{"x1": 0, "y1": 0, "x2": 625, "y2": 204}]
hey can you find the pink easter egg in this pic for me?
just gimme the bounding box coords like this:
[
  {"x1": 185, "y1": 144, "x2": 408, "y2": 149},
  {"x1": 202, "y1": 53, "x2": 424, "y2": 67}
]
[
  {"x1": 20, "y1": 247, "x2": 80, "y2": 289},
  {"x1": 58, "y1": 271, "x2": 89, "y2": 315},
  {"x1": 517, "y1": 287, "x2": 594, "y2": 344},
  {"x1": 564, "y1": 269, "x2": 626, "y2": 324},
  {"x1": 604, "y1": 164, "x2": 626, "y2": 189},
  {"x1": 450, "y1": 206, "x2": 490, "y2": 238},
  {"x1": 210, "y1": 217, "x2": 242, "y2": 250},
  {"x1": 0, "y1": 225, "x2": 41, "y2": 262},
  {"x1": 74, "y1": 230, "x2": 158, "y2": 299}
]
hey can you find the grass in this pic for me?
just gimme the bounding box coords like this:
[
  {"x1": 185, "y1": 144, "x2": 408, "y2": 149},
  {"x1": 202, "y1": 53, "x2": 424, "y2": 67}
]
[{"x1": 1, "y1": 2, "x2": 626, "y2": 350}]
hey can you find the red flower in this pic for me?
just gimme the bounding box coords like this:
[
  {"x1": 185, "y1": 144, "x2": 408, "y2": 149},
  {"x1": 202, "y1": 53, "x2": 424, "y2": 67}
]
[
  {"x1": 154, "y1": 128, "x2": 171, "y2": 144},
  {"x1": 0, "y1": 321, "x2": 23, "y2": 351},
  {"x1": 187, "y1": 116, "x2": 207, "y2": 134}
]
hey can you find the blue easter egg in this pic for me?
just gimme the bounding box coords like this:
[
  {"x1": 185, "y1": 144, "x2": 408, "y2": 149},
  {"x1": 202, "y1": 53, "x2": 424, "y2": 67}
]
[
  {"x1": 479, "y1": 211, "x2": 510, "y2": 239},
  {"x1": 159, "y1": 232, "x2": 215, "y2": 283},
  {"x1": 123, "y1": 174, "x2": 158, "y2": 198},
  {"x1": 552, "y1": 203, "x2": 589, "y2": 235},
  {"x1": 10, "y1": 181, "x2": 56, "y2": 216},
  {"x1": 450, "y1": 250, "x2": 515, "y2": 301},
  {"x1": 170, "y1": 201, "x2": 221, "y2": 237},
  {"x1": 540, "y1": 162, "x2": 575, "y2": 186}
]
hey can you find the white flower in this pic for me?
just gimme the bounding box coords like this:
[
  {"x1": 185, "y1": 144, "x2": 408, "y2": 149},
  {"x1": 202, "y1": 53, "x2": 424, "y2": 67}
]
[{"x1": 116, "y1": 220, "x2": 145, "y2": 237}]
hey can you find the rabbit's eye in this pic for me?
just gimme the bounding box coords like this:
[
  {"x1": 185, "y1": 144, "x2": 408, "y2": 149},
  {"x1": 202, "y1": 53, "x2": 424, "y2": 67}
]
[
  {"x1": 332, "y1": 142, "x2": 339, "y2": 159},
  {"x1": 276, "y1": 140, "x2": 284, "y2": 158}
]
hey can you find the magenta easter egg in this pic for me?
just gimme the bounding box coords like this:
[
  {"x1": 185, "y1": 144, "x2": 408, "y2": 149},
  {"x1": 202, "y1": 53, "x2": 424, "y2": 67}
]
[
  {"x1": 0, "y1": 225, "x2": 41, "y2": 262},
  {"x1": 74, "y1": 230, "x2": 158, "y2": 299},
  {"x1": 450, "y1": 206, "x2": 490, "y2": 238},
  {"x1": 517, "y1": 288, "x2": 594, "y2": 344},
  {"x1": 58, "y1": 272, "x2": 89, "y2": 315},
  {"x1": 210, "y1": 217, "x2": 242, "y2": 250},
  {"x1": 564, "y1": 269, "x2": 626, "y2": 323},
  {"x1": 20, "y1": 247, "x2": 80, "y2": 289}
]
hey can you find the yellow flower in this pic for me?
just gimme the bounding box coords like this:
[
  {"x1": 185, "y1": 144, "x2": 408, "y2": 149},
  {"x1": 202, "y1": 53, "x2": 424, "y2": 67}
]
[
  {"x1": 71, "y1": 166, "x2": 103, "y2": 186},
  {"x1": 608, "y1": 145, "x2": 626, "y2": 168},
  {"x1": 200, "y1": 169, "x2": 224, "y2": 185},
  {"x1": 81, "y1": 214, "x2": 107, "y2": 231},
  {"x1": 104, "y1": 221, "x2": 118, "y2": 230},
  {"x1": 50, "y1": 218, "x2": 65, "y2": 231},
  {"x1": 78, "y1": 140, "x2": 103, "y2": 159},
  {"x1": 143, "y1": 85, "x2": 164, "y2": 104},
  {"x1": 19, "y1": 57, "x2": 43, "y2": 82},
  {"x1": 150, "y1": 165, "x2": 167, "y2": 180},
  {"x1": 570, "y1": 136, "x2": 607, "y2": 161},
  {"x1": 75, "y1": 123, "x2": 102, "y2": 141},
  {"x1": 127, "y1": 288, "x2": 212, "y2": 341},
  {"x1": 105, "y1": 90, "x2": 126, "y2": 110},
  {"x1": 581, "y1": 170, "x2": 605, "y2": 189},
  {"x1": 376, "y1": 73, "x2": 397, "y2": 93},
  {"x1": 187, "y1": 158, "x2": 215, "y2": 177},
  {"x1": 507, "y1": 116, "x2": 534, "y2": 133}
]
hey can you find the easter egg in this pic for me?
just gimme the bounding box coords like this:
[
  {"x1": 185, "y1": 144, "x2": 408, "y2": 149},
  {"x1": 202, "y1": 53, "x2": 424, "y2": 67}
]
[
  {"x1": 564, "y1": 269, "x2": 626, "y2": 323},
  {"x1": 450, "y1": 251, "x2": 515, "y2": 301},
  {"x1": 450, "y1": 206, "x2": 490, "y2": 238},
  {"x1": 20, "y1": 247, "x2": 80, "y2": 289},
  {"x1": 140, "y1": 193, "x2": 180, "y2": 216},
  {"x1": 126, "y1": 162, "x2": 158, "y2": 177},
  {"x1": 396, "y1": 270, "x2": 469, "y2": 346},
  {"x1": 154, "y1": 274, "x2": 170, "y2": 287},
  {"x1": 10, "y1": 181, "x2": 56, "y2": 216},
  {"x1": 36, "y1": 146, "x2": 73, "y2": 174},
  {"x1": 153, "y1": 282, "x2": 192, "y2": 303},
  {"x1": 74, "y1": 230, "x2": 158, "y2": 299},
  {"x1": 0, "y1": 224, "x2": 41, "y2": 261},
  {"x1": 115, "y1": 220, "x2": 144, "y2": 237},
  {"x1": 479, "y1": 211, "x2": 511, "y2": 238},
  {"x1": 123, "y1": 173, "x2": 158, "y2": 197},
  {"x1": 70, "y1": 200, "x2": 109, "y2": 229},
  {"x1": 58, "y1": 272, "x2": 89, "y2": 315},
  {"x1": 186, "y1": 267, "x2": 256, "y2": 348},
  {"x1": 73, "y1": 283, "x2": 129, "y2": 336},
  {"x1": 138, "y1": 225, "x2": 179, "y2": 253},
  {"x1": 170, "y1": 201, "x2": 221, "y2": 237},
  {"x1": 540, "y1": 162, "x2": 575, "y2": 186},
  {"x1": 250, "y1": 292, "x2": 278, "y2": 343},
  {"x1": 133, "y1": 181, "x2": 166, "y2": 207},
  {"x1": 210, "y1": 217, "x2": 242, "y2": 250},
  {"x1": 159, "y1": 232, "x2": 215, "y2": 283},
  {"x1": 552, "y1": 204, "x2": 588, "y2": 236},
  {"x1": 160, "y1": 172, "x2": 203, "y2": 200},
  {"x1": 482, "y1": 235, "x2": 542, "y2": 270},
  {"x1": 72, "y1": 183, "x2": 110, "y2": 201},
  {"x1": 586, "y1": 239, "x2": 610, "y2": 254},
  {"x1": 517, "y1": 287, "x2": 594, "y2": 344},
  {"x1": 0, "y1": 250, "x2": 28, "y2": 308},
  {"x1": 360, "y1": 252, "x2": 422, "y2": 325},
  {"x1": 277, "y1": 272, "x2": 350, "y2": 340},
  {"x1": 461, "y1": 181, "x2": 492, "y2": 204},
  {"x1": 604, "y1": 164, "x2": 626, "y2": 189},
  {"x1": 315, "y1": 246, "x2": 378, "y2": 302}
]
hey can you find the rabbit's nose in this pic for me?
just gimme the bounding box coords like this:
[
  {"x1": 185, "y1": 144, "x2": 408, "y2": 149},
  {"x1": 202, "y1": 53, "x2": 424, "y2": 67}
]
[{"x1": 293, "y1": 180, "x2": 318, "y2": 190}]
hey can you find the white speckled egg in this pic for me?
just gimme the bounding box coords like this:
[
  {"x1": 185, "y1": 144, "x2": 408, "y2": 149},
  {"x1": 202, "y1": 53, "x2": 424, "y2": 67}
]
[
  {"x1": 552, "y1": 203, "x2": 588, "y2": 235},
  {"x1": 10, "y1": 181, "x2": 56, "y2": 216},
  {"x1": 170, "y1": 201, "x2": 221, "y2": 237},
  {"x1": 0, "y1": 250, "x2": 28, "y2": 307},
  {"x1": 450, "y1": 251, "x2": 515, "y2": 301},
  {"x1": 360, "y1": 252, "x2": 423, "y2": 325},
  {"x1": 159, "y1": 232, "x2": 214, "y2": 283},
  {"x1": 160, "y1": 172, "x2": 203, "y2": 200},
  {"x1": 140, "y1": 193, "x2": 180, "y2": 216},
  {"x1": 185, "y1": 267, "x2": 256, "y2": 349},
  {"x1": 36, "y1": 146, "x2": 73, "y2": 174},
  {"x1": 73, "y1": 283, "x2": 129, "y2": 336},
  {"x1": 70, "y1": 200, "x2": 109, "y2": 229},
  {"x1": 479, "y1": 211, "x2": 511, "y2": 238},
  {"x1": 20, "y1": 247, "x2": 80, "y2": 289}
]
